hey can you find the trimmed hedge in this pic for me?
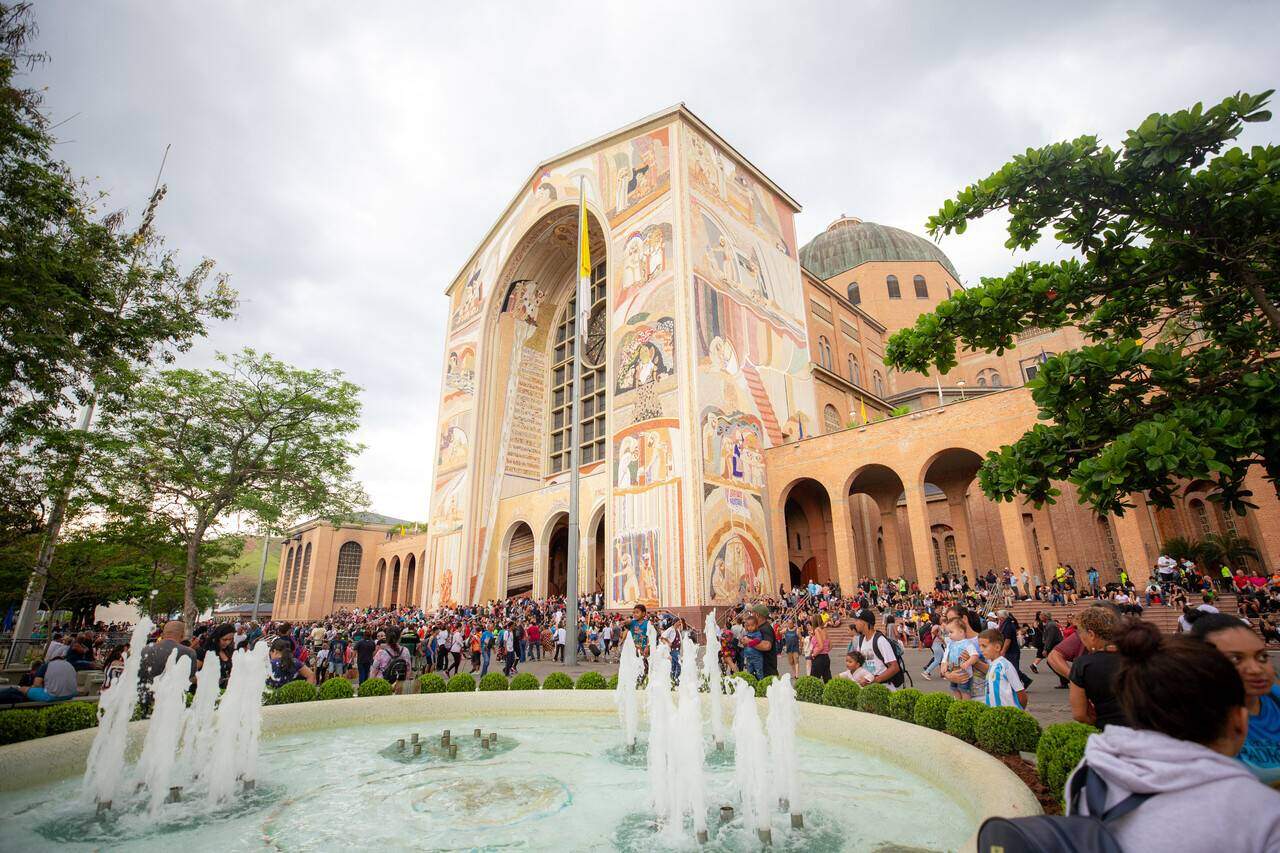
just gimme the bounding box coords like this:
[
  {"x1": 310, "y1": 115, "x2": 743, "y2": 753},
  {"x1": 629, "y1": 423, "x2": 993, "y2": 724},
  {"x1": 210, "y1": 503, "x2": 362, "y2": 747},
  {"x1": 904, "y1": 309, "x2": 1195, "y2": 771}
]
[
  {"x1": 914, "y1": 692, "x2": 955, "y2": 730},
  {"x1": 317, "y1": 677, "x2": 355, "y2": 700},
  {"x1": 794, "y1": 675, "x2": 824, "y2": 704},
  {"x1": 975, "y1": 706, "x2": 1042, "y2": 755},
  {"x1": 731, "y1": 671, "x2": 757, "y2": 693},
  {"x1": 887, "y1": 688, "x2": 923, "y2": 723},
  {"x1": 417, "y1": 673, "x2": 447, "y2": 694},
  {"x1": 478, "y1": 672, "x2": 508, "y2": 691},
  {"x1": 447, "y1": 674, "x2": 477, "y2": 693},
  {"x1": 510, "y1": 673, "x2": 540, "y2": 691},
  {"x1": 821, "y1": 677, "x2": 860, "y2": 709},
  {"x1": 542, "y1": 672, "x2": 574, "y2": 690},
  {"x1": 0, "y1": 708, "x2": 46, "y2": 745},
  {"x1": 944, "y1": 699, "x2": 990, "y2": 743},
  {"x1": 856, "y1": 683, "x2": 892, "y2": 716},
  {"x1": 357, "y1": 677, "x2": 394, "y2": 697},
  {"x1": 576, "y1": 671, "x2": 608, "y2": 690},
  {"x1": 754, "y1": 675, "x2": 776, "y2": 698},
  {"x1": 1037, "y1": 721, "x2": 1097, "y2": 803},
  {"x1": 42, "y1": 701, "x2": 99, "y2": 735},
  {"x1": 268, "y1": 680, "x2": 318, "y2": 705},
  {"x1": 606, "y1": 674, "x2": 619, "y2": 690}
]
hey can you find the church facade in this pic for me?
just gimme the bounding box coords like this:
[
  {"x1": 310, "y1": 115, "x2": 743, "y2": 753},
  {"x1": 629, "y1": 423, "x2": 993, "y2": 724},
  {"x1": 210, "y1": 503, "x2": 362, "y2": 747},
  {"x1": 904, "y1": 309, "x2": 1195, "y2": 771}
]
[{"x1": 413, "y1": 104, "x2": 1278, "y2": 615}]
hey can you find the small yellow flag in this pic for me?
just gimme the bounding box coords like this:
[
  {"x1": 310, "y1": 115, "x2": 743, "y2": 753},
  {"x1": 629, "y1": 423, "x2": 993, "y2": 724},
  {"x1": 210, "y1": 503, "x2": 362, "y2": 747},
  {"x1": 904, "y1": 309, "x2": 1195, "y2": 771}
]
[
  {"x1": 860, "y1": 397, "x2": 868, "y2": 425},
  {"x1": 578, "y1": 184, "x2": 591, "y2": 282}
]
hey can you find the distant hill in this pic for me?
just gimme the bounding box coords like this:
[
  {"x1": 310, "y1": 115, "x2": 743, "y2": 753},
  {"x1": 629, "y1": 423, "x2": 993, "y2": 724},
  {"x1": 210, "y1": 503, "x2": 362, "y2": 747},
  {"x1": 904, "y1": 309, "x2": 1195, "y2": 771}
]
[{"x1": 232, "y1": 536, "x2": 283, "y2": 581}]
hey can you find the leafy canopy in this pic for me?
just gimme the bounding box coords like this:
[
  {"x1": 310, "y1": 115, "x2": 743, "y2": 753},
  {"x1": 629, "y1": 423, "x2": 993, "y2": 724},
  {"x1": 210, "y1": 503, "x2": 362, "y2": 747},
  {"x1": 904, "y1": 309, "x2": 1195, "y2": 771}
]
[{"x1": 886, "y1": 91, "x2": 1279, "y2": 515}]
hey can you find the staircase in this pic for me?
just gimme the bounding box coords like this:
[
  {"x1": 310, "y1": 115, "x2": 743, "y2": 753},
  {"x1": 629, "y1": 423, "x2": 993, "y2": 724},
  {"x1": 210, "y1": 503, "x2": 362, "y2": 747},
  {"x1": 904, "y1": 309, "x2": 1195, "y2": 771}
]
[{"x1": 739, "y1": 362, "x2": 784, "y2": 445}]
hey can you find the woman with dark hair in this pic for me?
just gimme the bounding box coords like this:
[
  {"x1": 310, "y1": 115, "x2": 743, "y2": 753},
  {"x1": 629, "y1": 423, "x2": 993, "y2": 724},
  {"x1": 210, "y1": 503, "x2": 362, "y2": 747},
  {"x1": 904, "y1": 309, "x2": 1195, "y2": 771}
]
[
  {"x1": 101, "y1": 644, "x2": 127, "y2": 690},
  {"x1": 1066, "y1": 620, "x2": 1280, "y2": 851},
  {"x1": 1192, "y1": 613, "x2": 1280, "y2": 787},
  {"x1": 199, "y1": 623, "x2": 236, "y2": 689},
  {"x1": 267, "y1": 637, "x2": 314, "y2": 689}
]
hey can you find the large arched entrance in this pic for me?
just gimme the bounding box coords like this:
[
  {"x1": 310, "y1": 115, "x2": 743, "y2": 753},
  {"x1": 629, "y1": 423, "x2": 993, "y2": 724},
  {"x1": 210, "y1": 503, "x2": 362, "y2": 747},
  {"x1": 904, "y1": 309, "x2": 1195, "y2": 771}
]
[
  {"x1": 920, "y1": 448, "x2": 984, "y2": 583},
  {"x1": 404, "y1": 553, "x2": 417, "y2": 605},
  {"x1": 374, "y1": 558, "x2": 387, "y2": 606},
  {"x1": 846, "y1": 464, "x2": 913, "y2": 582},
  {"x1": 782, "y1": 478, "x2": 836, "y2": 587},
  {"x1": 504, "y1": 521, "x2": 535, "y2": 598},
  {"x1": 544, "y1": 512, "x2": 569, "y2": 598},
  {"x1": 389, "y1": 556, "x2": 402, "y2": 607},
  {"x1": 589, "y1": 508, "x2": 606, "y2": 595}
]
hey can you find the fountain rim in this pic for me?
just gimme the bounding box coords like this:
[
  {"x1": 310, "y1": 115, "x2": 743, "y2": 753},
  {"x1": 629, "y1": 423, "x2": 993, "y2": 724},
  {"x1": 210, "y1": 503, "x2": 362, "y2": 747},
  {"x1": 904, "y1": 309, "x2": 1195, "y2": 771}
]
[{"x1": 0, "y1": 691, "x2": 1040, "y2": 830}]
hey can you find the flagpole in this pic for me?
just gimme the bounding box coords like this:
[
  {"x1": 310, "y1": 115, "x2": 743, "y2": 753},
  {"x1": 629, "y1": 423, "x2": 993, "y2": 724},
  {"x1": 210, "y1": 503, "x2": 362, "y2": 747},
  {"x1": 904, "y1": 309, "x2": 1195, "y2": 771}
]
[{"x1": 565, "y1": 176, "x2": 587, "y2": 667}]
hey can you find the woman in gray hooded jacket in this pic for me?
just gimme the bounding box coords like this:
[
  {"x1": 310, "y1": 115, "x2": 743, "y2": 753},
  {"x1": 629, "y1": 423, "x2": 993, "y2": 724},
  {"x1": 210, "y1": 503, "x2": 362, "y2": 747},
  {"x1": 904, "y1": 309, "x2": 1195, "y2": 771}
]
[{"x1": 1066, "y1": 620, "x2": 1280, "y2": 852}]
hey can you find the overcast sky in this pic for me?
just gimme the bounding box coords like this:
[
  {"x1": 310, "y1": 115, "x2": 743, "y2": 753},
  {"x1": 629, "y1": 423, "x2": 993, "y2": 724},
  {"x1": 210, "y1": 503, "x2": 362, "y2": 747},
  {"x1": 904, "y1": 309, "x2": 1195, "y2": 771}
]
[{"x1": 30, "y1": 1, "x2": 1280, "y2": 522}]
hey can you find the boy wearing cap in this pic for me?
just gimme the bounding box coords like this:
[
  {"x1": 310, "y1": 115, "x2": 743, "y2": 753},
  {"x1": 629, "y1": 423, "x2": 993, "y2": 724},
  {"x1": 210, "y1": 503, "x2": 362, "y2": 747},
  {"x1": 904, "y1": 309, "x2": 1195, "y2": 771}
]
[{"x1": 849, "y1": 608, "x2": 903, "y2": 691}]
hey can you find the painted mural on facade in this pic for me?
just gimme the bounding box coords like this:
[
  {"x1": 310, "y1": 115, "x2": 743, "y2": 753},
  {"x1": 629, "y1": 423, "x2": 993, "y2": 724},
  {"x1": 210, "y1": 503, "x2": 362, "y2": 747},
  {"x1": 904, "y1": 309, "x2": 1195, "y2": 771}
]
[
  {"x1": 684, "y1": 124, "x2": 814, "y2": 605},
  {"x1": 598, "y1": 127, "x2": 671, "y2": 228},
  {"x1": 611, "y1": 418, "x2": 684, "y2": 608}
]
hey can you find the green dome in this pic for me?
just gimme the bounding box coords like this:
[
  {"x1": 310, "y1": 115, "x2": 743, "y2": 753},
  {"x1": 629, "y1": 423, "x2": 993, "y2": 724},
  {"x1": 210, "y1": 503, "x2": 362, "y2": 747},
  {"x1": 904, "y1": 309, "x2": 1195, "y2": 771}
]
[{"x1": 799, "y1": 216, "x2": 959, "y2": 282}]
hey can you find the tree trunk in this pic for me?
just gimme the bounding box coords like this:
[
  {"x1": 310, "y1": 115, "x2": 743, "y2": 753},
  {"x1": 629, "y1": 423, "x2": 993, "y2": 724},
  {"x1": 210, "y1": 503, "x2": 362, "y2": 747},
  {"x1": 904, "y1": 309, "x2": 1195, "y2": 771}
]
[{"x1": 183, "y1": 525, "x2": 206, "y2": 633}]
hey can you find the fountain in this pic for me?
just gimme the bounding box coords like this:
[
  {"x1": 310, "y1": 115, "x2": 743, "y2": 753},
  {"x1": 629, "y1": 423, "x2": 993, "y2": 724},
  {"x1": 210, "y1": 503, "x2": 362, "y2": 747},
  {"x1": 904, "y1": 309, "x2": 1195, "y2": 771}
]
[
  {"x1": 703, "y1": 610, "x2": 726, "y2": 751},
  {"x1": 672, "y1": 632, "x2": 707, "y2": 842},
  {"x1": 135, "y1": 650, "x2": 192, "y2": 815},
  {"x1": 644, "y1": 632, "x2": 676, "y2": 828},
  {"x1": 730, "y1": 675, "x2": 772, "y2": 841},
  {"x1": 766, "y1": 673, "x2": 803, "y2": 827},
  {"x1": 81, "y1": 616, "x2": 153, "y2": 809},
  {"x1": 613, "y1": 631, "x2": 642, "y2": 751}
]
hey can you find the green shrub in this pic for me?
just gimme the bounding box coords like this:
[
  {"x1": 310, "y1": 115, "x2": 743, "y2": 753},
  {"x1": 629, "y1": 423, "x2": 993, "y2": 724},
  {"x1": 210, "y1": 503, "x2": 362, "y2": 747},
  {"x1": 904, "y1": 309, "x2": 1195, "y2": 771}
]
[
  {"x1": 267, "y1": 679, "x2": 318, "y2": 705},
  {"x1": 317, "y1": 677, "x2": 355, "y2": 700},
  {"x1": 856, "y1": 683, "x2": 892, "y2": 716},
  {"x1": 357, "y1": 677, "x2": 394, "y2": 697},
  {"x1": 510, "y1": 673, "x2": 540, "y2": 691},
  {"x1": 417, "y1": 673, "x2": 446, "y2": 694},
  {"x1": 974, "y1": 706, "x2": 1042, "y2": 755},
  {"x1": 542, "y1": 672, "x2": 574, "y2": 690},
  {"x1": 41, "y1": 701, "x2": 99, "y2": 735},
  {"x1": 887, "y1": 688, "x2": 923, "y2": 723},
  {"x1": 0, "y1": 708, "x2": 47, "y2": 744},
  {"x1": 1036, "y1": 721, "x2": 1097, "y2": 803},
  {"x1": 478, "y1": 672, "x2": 508, "y2": 691},
  {"x1": 731, "y1": 671, "x2": 757, "y2": 694},
  {"x1": 754, "y1": 675, "x2": 776, "y2": 698},
  {"x1": 606, "y1": 674, "x2": 619, "y2": 690},
  {"x1": 447, "y1": 674, "x2": 477, "y2": 693},
  {"x1": 944, "y1": 699, "x2": 990, "y2": 742},
  {"x1": 576, "y1": 671, "x2": 608, "y2": 690},
  {"x1": 821, "y1": 677, "x2": 860, "y2": 709},
  {"x1": 794, "y1": 675, "x2": 824, "y2": 704},
  {"x1": 914, "y1": 692, "x2": 955, "y2": 730}
]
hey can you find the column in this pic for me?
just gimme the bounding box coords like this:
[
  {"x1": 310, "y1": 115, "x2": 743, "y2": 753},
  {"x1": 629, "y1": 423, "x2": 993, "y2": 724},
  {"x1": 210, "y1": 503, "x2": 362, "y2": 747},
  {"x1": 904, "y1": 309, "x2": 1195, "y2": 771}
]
[
  {"x1": 1031, "y1": 505, "x2": 1061, "y2": 571},
  {"x1": 829, "y1": 497, "x2": 859, "y2": 592},
  {"x1": 946, "y1": 492, "x2": 975, "y2": 578},
  {"x1": 1112, "y1": 509, "x2": 1154, "y2": 586},
  {"x1": 903, "y1": 485, "x2": 937, "y2": 591},
  {"x1": 1243, "y1": 469, "x2": 1280, "y2": 572},
  {"x1": 996, "y1": 499, "x2": 1032, "y2": 580}
]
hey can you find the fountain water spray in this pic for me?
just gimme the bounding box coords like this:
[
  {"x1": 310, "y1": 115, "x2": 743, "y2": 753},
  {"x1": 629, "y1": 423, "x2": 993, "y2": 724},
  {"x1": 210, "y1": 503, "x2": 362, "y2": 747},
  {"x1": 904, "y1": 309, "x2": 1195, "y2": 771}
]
[
  {"x1": 614, "y1": 632, "x2": 643, "y2": 750},
  {"x1": 82, "y1": 616, "x2": 154, "y2": 809},
  {"x1": 645, "y1": 636, "x2": 676, "y2": 827},
  {"x1": 135, "y1": 650, "x2": 192, "y2": 815},
  {"x1": 204, "y1": 640, "x2": 270, "y2": 805},
  {"x1": 178, "y1": 646, "x2": 222, "y2": 780},
  {"x1": 673, "y1": 632, "x2": 707, "y2": 841},
  {"x1": 766, "y1": 673, "x2": 802, "y2": 827},
  {"x1": 703, "y1": 611, "x2": 725, "y2": 750},
  {"x1": 730, "y1": 677, "x2": 772, "y2": 840}
]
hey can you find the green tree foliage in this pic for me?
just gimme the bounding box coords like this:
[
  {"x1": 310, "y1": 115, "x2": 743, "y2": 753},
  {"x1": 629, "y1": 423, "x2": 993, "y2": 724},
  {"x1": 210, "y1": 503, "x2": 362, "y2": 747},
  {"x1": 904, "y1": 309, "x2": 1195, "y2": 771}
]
[
  {"x1": 96, "y1": 349, "x2": 367, "y2": 624},
  {"x1": 886, "y1": 91, "x2": 1279, "y2": 516}
]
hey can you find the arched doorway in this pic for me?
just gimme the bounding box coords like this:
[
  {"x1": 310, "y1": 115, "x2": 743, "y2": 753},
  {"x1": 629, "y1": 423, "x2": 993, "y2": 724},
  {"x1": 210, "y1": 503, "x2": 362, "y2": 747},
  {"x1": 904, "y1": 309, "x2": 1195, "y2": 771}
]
[
  {"x1": 920, "y1": 448, "x2": 985, "y2": 582},
  {"x1": 591, "y1": 510, "x2": 606, "y2": 595},
  {"x1": 788, "y1": 562, "x2": 802, "y2": 588},
  {"x1": 545, "y1": 513, "x2": 569, "y2": 598},
  {"x1": 504, "y1": 521, "x2": 535, "y2": 598},
  {"x1": 847, "y1": 464, "x2": 912, "y2": 582},
  {"x1": 389, "y1": 556, "x2": 401, "y2": 607},
  {"x1": 782, "y1": 478, "x2": 836, "y2": 587},
  {"x1": 404, "y1": 553, "x2": 417, "y2": 605},
  {"x1": 374, "y1": 558, "x2": 387, "y2": 606}
]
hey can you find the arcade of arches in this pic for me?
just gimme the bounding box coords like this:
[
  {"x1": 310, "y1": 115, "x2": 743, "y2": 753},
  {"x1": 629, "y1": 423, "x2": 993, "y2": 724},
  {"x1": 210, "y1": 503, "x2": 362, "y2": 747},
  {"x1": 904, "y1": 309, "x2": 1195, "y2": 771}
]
[{"x1": 767, "y1": 388, "x2": 1278, "y2": 592}]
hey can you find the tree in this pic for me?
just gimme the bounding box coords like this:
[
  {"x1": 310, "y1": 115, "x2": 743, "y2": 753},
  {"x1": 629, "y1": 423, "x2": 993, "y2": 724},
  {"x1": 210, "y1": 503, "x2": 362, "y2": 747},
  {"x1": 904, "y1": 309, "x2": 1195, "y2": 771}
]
[
  {"x1": 1195, "y1": 532, "x2": 1259, "y2": 573},
  {"x1": 215, "y1": 572, "x2": 277, "y2": 607},
  {"x1": 0, "y1": 3, "x2": 237, "y2": 636},
  {"x1": 886, "y1": 91, "x2": 1279, "y2": 518},
  {"x1": 96, "y1": 349, "x2": 369, "y2": 625}
]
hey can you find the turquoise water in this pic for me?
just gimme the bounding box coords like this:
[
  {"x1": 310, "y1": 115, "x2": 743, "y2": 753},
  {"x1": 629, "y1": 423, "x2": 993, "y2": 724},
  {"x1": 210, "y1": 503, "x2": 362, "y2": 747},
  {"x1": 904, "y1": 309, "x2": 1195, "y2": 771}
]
[{"x1": 0, "y1": 715, "x2": 972, "y2": 851}]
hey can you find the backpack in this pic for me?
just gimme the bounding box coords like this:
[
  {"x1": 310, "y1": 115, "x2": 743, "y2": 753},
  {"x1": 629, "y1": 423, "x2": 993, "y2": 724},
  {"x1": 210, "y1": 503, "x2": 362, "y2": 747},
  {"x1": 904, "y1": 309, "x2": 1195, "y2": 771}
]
[
  {"x1": 383, "y1": 648, "x2": 408, "y2": 683},
  {"x1": 976, "y1": 763, "x2": 1150, "y2": 853},
  {"x1": 868, "y1": 630, "x2": 912, "y2": 688}
]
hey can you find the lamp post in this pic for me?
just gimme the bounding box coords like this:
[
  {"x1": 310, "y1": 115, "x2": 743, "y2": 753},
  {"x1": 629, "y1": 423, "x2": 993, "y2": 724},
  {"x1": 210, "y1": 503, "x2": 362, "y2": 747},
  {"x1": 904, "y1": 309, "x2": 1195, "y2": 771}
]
[
  {"x1": 956, "y1": 379, "x2": 966, "y2": 401},
  {"x1": 250, "y1": 529, "x2": 276, "y2": 623}
]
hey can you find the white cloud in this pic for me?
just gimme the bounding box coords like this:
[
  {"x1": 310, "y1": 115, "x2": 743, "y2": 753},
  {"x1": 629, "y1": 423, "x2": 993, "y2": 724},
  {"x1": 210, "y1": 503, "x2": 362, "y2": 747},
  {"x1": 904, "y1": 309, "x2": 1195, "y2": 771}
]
[{"x1": 31, "y1": 0, "x2": 1279, "y2": 518}]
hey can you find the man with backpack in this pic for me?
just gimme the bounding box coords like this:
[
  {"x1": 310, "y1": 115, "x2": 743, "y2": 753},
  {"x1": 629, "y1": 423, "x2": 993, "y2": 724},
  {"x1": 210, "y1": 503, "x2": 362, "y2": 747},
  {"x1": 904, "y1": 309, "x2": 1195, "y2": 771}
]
[{"x1": 848, "y1": 608, "x2": 908, "y2": 691}]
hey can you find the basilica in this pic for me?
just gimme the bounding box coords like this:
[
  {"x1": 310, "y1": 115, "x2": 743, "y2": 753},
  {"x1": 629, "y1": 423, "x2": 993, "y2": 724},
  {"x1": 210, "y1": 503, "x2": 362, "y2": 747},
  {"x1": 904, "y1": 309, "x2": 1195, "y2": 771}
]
[{"x1": 270, "y1": 105, "x2": 1278, "y2": 622}]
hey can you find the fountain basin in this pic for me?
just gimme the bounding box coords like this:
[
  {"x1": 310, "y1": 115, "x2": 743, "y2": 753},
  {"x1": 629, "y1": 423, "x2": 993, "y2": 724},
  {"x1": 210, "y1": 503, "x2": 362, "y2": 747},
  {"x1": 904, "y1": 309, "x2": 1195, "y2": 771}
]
[{"x1": 0, "y1": 692, "x2": 1039, "y2": 850}]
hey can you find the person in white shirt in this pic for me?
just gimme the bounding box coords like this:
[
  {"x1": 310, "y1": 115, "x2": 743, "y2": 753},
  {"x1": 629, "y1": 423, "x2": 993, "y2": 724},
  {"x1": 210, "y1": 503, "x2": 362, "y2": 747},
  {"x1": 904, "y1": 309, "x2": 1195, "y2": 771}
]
[
  {"x1": 554, "y1": 625, "x2": 566, "y2": 662},
  {"x1": 44, "y1": 633, "x2": 69, "y2": 662},
  {"x1": 849, "y1": 609, "x2": 902, "y2": 692},
  {"x1": 979, "y1": 630, "x2": 1027, "y2": 708}
]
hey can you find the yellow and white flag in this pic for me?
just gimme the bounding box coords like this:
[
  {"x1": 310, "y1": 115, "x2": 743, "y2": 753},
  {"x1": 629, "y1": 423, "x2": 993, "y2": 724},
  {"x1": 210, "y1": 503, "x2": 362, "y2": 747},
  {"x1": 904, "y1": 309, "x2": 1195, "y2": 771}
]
[
  {"x1": 860, "y1": 397, "x2": 868, "y2": 425},
  {"x1": 577, "y1": 179, "x2": 591, "y2": 333}
]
